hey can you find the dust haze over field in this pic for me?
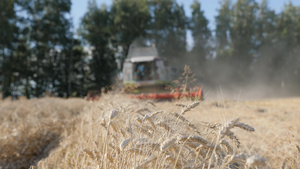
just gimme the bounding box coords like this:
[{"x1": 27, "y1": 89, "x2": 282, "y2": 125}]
[{"x1": 169, "y1": 46, "x2": 300, "y2": 101}]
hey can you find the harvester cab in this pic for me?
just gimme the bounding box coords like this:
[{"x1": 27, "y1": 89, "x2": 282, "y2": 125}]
[{"x1": 122, "y1": 45, "x2": 171, "y2": 93}]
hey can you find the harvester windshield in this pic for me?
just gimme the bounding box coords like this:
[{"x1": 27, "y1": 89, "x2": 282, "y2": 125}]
[{"x1": 134, "y1": 61, "x2": 155, "y2": 81}]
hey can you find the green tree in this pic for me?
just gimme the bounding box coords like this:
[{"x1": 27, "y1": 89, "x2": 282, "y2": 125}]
[
  {"x1": 256, "y1": 0, "x2": 277, "y2": 47},
  {"x1": 53, "y1": 38, "x2": 89, "y2": 97},
  {"x1": 0, "y1": 0, "x2": 23, "y2": 98},
  {"x1": 189, "y1": 0, "x2": 211, "y2": 68},
  {"x1": 275, "y1": 2, "x2": 300, "y2": 86},
  {"x1": 112, "y1": 0, "x2": 151, "y2": 57},
  {"x1": 277, "y1": 2, "x2": 300, "y2": 49},
  {"x1": 253, "y1": 0, "x2": 278, "y2": 82},
  {"x1": 80, "y1": 2, "x2": 117, "y2": 90},
  {"x1": 69, "y1": 42, "x2": 90, "y2": 97},
  {"x1": 230, "y1": 0, "x2": 258, "y2": 79},
  {"x1": 27, "y1": 0, "x2": 73, "y2": 97},
  {"x1": 215, "y1": 0, "x2": 232, "y2": 60},
  {"x1": 0, "y1": 0, "x2": 12, "y2": 97},
  {"x1": 0, "y1": 0, "x2": 15, "y2": 58},
  {"x1": 149, "y1": 0, "x2": 187, "y2": 64}
]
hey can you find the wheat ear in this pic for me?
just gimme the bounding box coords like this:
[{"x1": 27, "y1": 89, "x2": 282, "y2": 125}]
[
  {"x1": 120, "y1": 138, "x2": 131, "y2": 151},
  {"x1": 160, "y1": 138, "x2": 177, "y2": 152},
  {"x1": 181, "y1": 101, "x2": 200, "y2": 114}
]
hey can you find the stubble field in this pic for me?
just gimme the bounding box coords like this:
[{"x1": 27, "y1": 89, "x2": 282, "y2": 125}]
[{"x1": 0, "y1": 94, "x2": 299, "y2": 168}]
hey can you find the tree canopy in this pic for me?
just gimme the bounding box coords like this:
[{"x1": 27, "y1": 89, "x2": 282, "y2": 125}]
[{"x1": 1, "y1": 0, "x2": 300, "y2": 99}]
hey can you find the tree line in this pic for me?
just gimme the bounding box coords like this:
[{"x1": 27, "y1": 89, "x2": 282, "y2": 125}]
[{"x1": 0, "y1": 0, "x2": 299, "y2": 99}]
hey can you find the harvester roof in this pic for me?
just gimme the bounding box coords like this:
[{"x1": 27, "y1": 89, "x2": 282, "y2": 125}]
[{"x1": 127, "y1": 46, "x2": 158, "y2": 63}]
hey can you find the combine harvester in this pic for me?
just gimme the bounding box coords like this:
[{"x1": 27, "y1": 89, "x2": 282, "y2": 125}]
[{"x1": 122, "y1": 44, "x2": 203, "y2": 100}]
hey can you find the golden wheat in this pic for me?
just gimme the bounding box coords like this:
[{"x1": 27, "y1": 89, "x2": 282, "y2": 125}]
[{"x1": 1, "y1": 95, "x2": 299, "y2": 168}]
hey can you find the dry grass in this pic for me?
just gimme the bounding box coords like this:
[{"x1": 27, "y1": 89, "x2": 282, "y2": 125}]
[
  {"x1": 0, "y1": 95, "x2": 299, "y2": 168},
  {"x1": 0, "y1": 97, "x2": 86, "y2": 168}
]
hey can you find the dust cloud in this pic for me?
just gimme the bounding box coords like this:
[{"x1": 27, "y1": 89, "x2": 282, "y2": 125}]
[{"x1": 168, "y1": 46, "x2": 300, "y2": 101}]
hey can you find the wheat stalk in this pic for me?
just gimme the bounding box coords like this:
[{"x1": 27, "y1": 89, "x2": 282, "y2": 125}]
[
  {"x1": 135, "y1": 125, "x2": 152, "y2": 137},
  {"x1": 146, "y1": 101, "x2": 156, "y2": 107},
  {"x1": 219, "y1": 118, "x2": 240, "y2": 137},
  {"x1": 234, "y1": 122, "x2": 255, "y2": 132},
  {"x1": 120, "y1": 128, "x2": 126, "y2": 138},
  {"x1": 226, "y1": 130, "x2": 241, "y2": 147},
  {"x1": 83, "y1": 148, "x2": 101, "y2": 165},
  {"x1": 135, "y1": 117, "x2": 142, "y2": 124},
  {"x1": 297, "y1": 145, "x2": 300, "y2": 154},
  {"x1": 181, "y1": 101, "x2": 200, "y2": 115},
  {"x1": 108, "y1": 121, "x2": 118, "y2": 133},
  {"x1": 108, "y1": 143, "x2": 120, "y2": 154},
  {"x1": 134, "y1": 155, "x2": 157, "y2": 169},
  {"x1": 177, "y1": 135, "x2": 208, "y2": 146},
  {"x1": 150, "y1": 110, "x2": 163, "y2": 117},
  {"x1": 127, "y1": 148, "x2": 148, "y2": 155},
  {"x1": 172, "y1": 112, "x2": 200, "y2": 135},
  {"x1": 165, "y1": 155, "x2": 182, "y2": 168},
  {"x1": 135, "y1": 142, "x2": 160, "y2": 150},
  {"x1": 135, "y1": 108, "x2": 150, "y2": 116},
  {"x1": 110, "y1": 110, "x2": 118, "y2": 120},
  {"x1": 157, "y1": 121, "x2": 175, "y2": 133},
  {"x1": 143, "y1": 115, "x2": 156, "y2": 130},
  {"x1": 132, "y1": 137, "x2": 148, "y2": 144},
  {"x1": 120, "y1": 138, "x2": 131, "y2": 151},
  {"x1": 161, "y1": 138, "x2": 177, "y2": 152},
  {"x1": 219, "y1": 139, "x2": 232, "y2": 153},
  {"x1": 175, "y1": 103, "x2": 186, "y2": 108}
]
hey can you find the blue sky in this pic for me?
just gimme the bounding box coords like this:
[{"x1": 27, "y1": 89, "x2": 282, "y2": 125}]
[
  {"x1": 71, "y1": 0, "x2": 300, "y2": 47},
  {"x1": 71, "y1": 0, "x2": 300, "y2": 30}
]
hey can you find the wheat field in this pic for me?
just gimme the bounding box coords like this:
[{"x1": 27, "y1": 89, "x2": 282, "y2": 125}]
[{"x1": 0, "y1": 94, "x2": 299, "y2": 168}]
